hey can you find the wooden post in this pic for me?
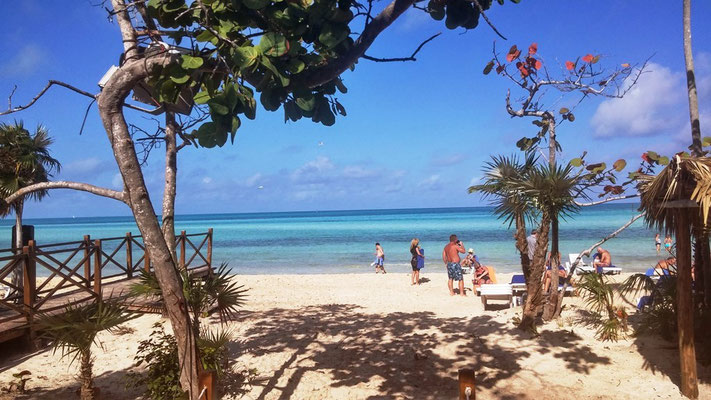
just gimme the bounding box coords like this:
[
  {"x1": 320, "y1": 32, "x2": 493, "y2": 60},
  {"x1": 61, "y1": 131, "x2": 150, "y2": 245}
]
[
  {"x1": 458, "y1": 368, "x2": 476, "y2": 400},
  {"x1": 199, "y1": 370, "x2": 216, "y2": 400},
  {"x1": 676, "y1": 210, "x2": 698, "y2": 399},
  {"x1": 22, "y1": 241, "x2": 37, "y2": 324},
  {"x1": 126, "y1": 232, "x2": 133, "y2": 279},
  {"x1": 83, "y1": 235, "x2": 91, "y2": 288},
  {"x1": 207, "y1": 228, "x2": 213, "y2": 268},
  {"x1": 93, "y1": 240, "x2": 102, "y2": 298},
  {"x1": 180, "y1": 230, "x2": 186, "y2": 270}
]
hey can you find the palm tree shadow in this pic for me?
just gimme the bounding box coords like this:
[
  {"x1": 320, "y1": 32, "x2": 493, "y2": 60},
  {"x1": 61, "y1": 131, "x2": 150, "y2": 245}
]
[{"x1": 230, "y1": 304, "x2": 613, "y2": 399}]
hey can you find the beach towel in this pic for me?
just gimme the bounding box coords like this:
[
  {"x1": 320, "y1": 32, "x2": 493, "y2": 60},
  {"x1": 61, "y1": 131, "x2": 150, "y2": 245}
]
[{"x1": 417, "y1": 248, "x2": 425, "y2": 270}]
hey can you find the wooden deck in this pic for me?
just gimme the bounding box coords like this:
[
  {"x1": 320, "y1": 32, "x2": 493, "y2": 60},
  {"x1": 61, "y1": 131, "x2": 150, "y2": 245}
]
[{"x1": 0, "y1": 229, "x2": 213, "y2": 344}]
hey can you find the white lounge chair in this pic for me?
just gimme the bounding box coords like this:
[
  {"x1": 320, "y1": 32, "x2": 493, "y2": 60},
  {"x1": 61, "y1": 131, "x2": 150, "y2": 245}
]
[
  {"x1": 568, "y1": 253, "x2": 621, "y2": 275},
  {"x1": 479, "y1": 284, "x2": 514, "y2": 309}
]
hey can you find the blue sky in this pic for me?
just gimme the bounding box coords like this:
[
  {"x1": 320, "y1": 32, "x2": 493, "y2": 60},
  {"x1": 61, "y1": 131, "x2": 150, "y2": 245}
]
[{"x1": 0, "y1": 0, "x2": 709, "y2": 218}]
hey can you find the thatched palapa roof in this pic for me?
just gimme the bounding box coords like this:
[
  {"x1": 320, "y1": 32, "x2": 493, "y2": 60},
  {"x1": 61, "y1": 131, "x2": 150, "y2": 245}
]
[{"x1": 638, "y1": 155, "x2": 711, "y2": 233}]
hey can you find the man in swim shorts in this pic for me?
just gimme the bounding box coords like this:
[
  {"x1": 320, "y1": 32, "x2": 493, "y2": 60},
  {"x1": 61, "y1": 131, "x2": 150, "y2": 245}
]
[{"x1": 442, "y1": 234, "x2": 466, "y2": 296}]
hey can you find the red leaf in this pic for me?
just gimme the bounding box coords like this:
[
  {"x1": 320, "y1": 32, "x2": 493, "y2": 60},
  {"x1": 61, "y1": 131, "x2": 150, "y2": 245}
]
[
  {"x1": 535, "y1": 60, "x2": 542, "y2": 70},
  {"x1": 517, "y1": 62, "x2": 529, "y2": 77},
  {"x1": 641, "y1": 153, "x2": 651, "y2": 163},
  {"x1": 565, "y1": 61, "x2": 574, "y2": 71},
  {"x1": 582, "y1": 54, "x2": 594, "y2": 63},
  {"x1": 621, "y1": 63, "x2": 630, "y2": 68},
  {"x1": 496, "y1": 64, "x2": 504, "y2": 74},
  {"x1": 528, "y1": 43, "x2": 538, "y2": 56},
  {"x1": 506, "y1": 49, "x2": 521, "y2": 62}
]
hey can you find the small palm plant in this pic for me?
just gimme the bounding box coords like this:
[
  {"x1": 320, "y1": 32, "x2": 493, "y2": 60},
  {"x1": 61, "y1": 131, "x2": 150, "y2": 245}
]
[
  {"x1": 130, "y1": 262, "x2": 247, "y2": 335},
  {"x1": 37, "y1": 299, "x2": 135, "y2": 400},
  {"x1": 576, "y1": 273, "x2": 628, "y2": 341}
]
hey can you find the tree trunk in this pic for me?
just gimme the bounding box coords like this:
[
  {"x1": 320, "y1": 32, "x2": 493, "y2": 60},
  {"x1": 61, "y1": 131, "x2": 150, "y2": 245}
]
[
  {"x1": 519, "y1": 212, "x2": 550, "y2": 332},
  {"x1": 702, "y1": 235, "x2": 711, "y2": 307},
  {"x1": 97, "y1": 55, "x2": 201, "y2": 397},
  {"x1": 542, "y1": 217, "x2": 559, "y2": 321},
  {"x1": 79, "y1": 351, "x2": 95, "y2": 400},
  {"x1": 514, "y1": 213, "x2": 531, "y2": 281},
  {"x1": 12, "y1": 201, "x2": 24, "y2": 291},
  {"x1": 676, "y1": 209, "x2": 698, "y2": 399},
  {"x1": 683, "y1": 0, "x2": 703, "y2": 157},
  {"x1": 162, "y1": 112, "x2": 178, "y2": 263},
  {"x1": 548, "y1": 118, "x2": 557, "y2": 166}
]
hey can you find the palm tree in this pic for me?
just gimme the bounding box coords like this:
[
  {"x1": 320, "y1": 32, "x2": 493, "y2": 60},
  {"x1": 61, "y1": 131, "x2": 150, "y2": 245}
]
[
  {"x1": 469, "y1": 154, "x2": 537, "y2": 281},
  {"x1": 37, "y1": 299, "x2": 135, "y2": 400},
  {"x1": 0, "y1": 121, "x2": 61, "y2": 294},
  {"x1": 130, "y1": 262, "x2": 247, "y2": 336}
]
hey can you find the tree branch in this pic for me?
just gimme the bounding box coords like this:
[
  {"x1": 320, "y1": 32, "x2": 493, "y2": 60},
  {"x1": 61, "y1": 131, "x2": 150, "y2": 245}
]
[
  {"x1": 568, "y1": 212, "x2": 646, "y2": 276},
  {"x1": 1, "y1": 80, "x2": 96, "y2": 116},
  {"x1": 362, "y1": 33, "x2": 441, "y2": 62},
  {"x1": 296, "y1": 0, "x2": 416, "y2": 88},
  {"x1": 3, "y1": 181, "x2": 126, "y2": 206},
  {"x1": 574, "y1": 193, "x2": 639, "y2": 207},
  {"x1": 472, "y1": 0, "x2": 507, "y2": 40}
]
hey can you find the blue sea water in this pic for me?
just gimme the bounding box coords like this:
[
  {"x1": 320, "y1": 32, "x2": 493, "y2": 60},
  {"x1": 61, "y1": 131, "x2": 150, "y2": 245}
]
[{"x1": 0, "y1": 204, "x2": 663, "y2": 275}]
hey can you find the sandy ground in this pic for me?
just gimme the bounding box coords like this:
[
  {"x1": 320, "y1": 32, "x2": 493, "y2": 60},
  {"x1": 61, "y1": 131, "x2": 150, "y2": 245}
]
[{"x1": 1, "y1": 271, "x2": 710, "y2": 399}]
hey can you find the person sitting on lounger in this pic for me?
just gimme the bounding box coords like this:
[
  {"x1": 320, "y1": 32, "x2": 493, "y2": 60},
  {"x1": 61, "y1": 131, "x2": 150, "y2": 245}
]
[
  {"x1": 654, "y1": 257, "x2": 675, "y2": 275},
  {"x1": 593, "y1": 247, "x2": 611, "y2": 273}
]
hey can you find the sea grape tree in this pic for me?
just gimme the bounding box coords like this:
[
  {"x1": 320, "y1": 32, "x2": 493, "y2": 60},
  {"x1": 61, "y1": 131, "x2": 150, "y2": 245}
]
[{"x1": 0, "y1": 0, "x2": 522, "y2": 396}]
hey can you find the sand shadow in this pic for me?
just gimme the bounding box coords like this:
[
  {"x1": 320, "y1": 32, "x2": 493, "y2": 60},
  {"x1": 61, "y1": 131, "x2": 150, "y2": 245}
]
[{"x1": 231, "y1": 304, "x2": 612, "y2": 399}]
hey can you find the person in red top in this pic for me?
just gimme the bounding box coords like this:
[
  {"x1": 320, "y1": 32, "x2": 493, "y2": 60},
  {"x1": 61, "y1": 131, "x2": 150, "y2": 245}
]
[{"x1": 442, "y1": 234, "x2": 466, "y2": 296}]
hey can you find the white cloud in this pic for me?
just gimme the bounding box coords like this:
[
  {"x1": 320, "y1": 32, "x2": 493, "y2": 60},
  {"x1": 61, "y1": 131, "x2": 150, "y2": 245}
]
[
  {"x1": 342, "y1": 165, "x2": 377, "y2": 179},
  {"x1": 290, "y1": 156, "x2": 335, "y2": 183},
  {"x1": 0, "y1": 44, "x2": 47, "y2": 77},
  {"x1": 418, "y1": 174, "x2": 442, "y2": 191},
  {"x1": 201, "y1": 177, "x2": 213, "y2": 184},
  {"x1": 591, "y1": 63, "x2": 685, "y2": 137},
  {"x1": 431, "y1": 152, "x2": 469, "y2": 167}
]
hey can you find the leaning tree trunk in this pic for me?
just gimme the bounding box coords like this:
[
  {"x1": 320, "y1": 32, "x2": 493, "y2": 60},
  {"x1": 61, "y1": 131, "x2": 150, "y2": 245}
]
[
  {"x1": 542, "y1": 216, "x2": 560, "y2": 321},
  {"x1": 97, "y1": 54, "x2": 201, "y2": 400},
  {"x1": 519, "y1": 212, "x2": 551, "y2": 332},
  {"x1": 683, "y1": 0, "x2": 703, "y2": 157},
  {"x1": 79, "y1": 351, "x2": 95, "y2": 400},
  {"x1": 676, "y1": 209, "x2": 698, "y2": 399},
  {"x1": 162, "y1": 112, "x2": 179, "y2": 263}
]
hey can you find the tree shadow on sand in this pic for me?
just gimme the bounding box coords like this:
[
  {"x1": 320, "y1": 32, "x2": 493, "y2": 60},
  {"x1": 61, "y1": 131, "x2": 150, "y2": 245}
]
[{"x1": 226, "y1": 304, "x2": 612, "y2": 399}]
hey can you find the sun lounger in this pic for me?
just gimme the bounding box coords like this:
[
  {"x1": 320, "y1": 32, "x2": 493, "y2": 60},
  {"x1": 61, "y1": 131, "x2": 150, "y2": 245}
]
[
  {"x1": 510, "y1": 274, "x2": 527, "y2": 295},
  {"x1": 479, "y1": 284, "x2": 514, "y2": 309},
  {"x1": 568, "y1": 253, "x2": 621, "y2": 275}
]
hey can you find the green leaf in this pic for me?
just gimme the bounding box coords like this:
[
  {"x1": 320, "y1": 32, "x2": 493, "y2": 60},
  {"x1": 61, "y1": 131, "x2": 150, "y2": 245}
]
[
  {"x1": 295, "y1": 95, "x2": 315, "y2": 112},
  {"x1": 613, "y1": 159, "x2": 626, "y2": 172},
  {"x1": 559, "y1": 107, "x2": 569, "y2": 114},
  {"x1": 233, "y1": 46, "x2": 259, "y2": 70},
  {"x1": 207, "y1": 98, "x2": 230, "y2": 115},
  {"x1": 658, "y1": 156, "x2": 669, "y2": 165},
  {"x1": 287, "y1": 59, "x2": 305, "y2": 74},
  {"x1": 567, "y1": 113, "x2": 575, "y2": 122},
  {"x1": 335, "y1": 79, "x2": 348, "y2": 94},
  {"x1": 230, "y1": 116, "x2": 241, "y2": 143},
  {"x1": 258, "y1": 33, "x2": 289, "y2": 57},
  {"x1": 181, "y1": 55, "x2": 204, "y2": 70},
  {"x1": 243, "y1": 0, "x2": 269, "y2": 9},
  {"x1": 318, "y1": 23, "x2": 349, "y2": 49},
  {"x1": 483, "y1": 60, "x2": 495, "y2": 75},
  {"x1": 194, "y1": 90, "x2": 210, "y2": 105},
  {"x1": 196, "y1": 122, "x2": 218, "y2": 148},
  {"x1": 570, "y1": 158, "x2": 583, "y2": 167},
  {"x1": 168, "y1": 65, "x2": 190, "y2": 84},
  {"x1": 335, "y1": 100, "x2": 346, "y2": 116},
  {"x1": 702, "y1": 136, "x2": 711, "y2": 147},
  {"x1": 647, "y1": 151, "x2": 659, "y2": 161},
  {"x1": 428, "y1": 1, "x2": 445, "y2": 21}
]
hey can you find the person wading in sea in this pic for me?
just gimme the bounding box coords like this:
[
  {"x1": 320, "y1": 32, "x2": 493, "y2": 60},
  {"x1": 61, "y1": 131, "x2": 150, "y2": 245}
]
[{"x1": 442, "y1": 234, "x2": 466, "y2": 296}]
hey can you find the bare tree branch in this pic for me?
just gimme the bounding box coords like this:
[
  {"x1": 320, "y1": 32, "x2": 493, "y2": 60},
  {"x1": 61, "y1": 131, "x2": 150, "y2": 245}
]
[
  {"x1": 1, "y1": 80, "x2": 95, "y2": 116},
  {"x1": 362, "y1": 33, "x2": 441, "y2": 62},
  {"x1": 574, "y1": 193, "x2": 640, "y2": 207},
  {"x1": 472, "y1": 0, "x2": 507, "y2": 40},
  {"x1": 3, "y1": 181, "x2": 126, "y2": 206}
]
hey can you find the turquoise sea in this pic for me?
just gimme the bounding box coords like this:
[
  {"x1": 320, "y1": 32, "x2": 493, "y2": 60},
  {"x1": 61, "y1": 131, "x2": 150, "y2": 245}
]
[{"x1": 0, "y1": 204, "x2": 664, "y2": 275}]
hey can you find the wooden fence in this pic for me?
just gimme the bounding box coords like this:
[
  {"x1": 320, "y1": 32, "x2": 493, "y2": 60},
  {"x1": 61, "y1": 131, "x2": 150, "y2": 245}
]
[{"x1": 0, "y1": 229, "x2": 213, "y2": 343}]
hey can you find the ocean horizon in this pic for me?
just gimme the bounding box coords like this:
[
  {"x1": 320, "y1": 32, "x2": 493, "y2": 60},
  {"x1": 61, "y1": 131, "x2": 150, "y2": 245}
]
[{"x1": 0, "y1": 204, "x2": 663, "y2": 276}]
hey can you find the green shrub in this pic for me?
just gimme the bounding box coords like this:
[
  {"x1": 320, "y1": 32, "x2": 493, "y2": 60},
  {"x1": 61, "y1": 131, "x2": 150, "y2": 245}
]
[{"x1": 126, "y1": 323, "x2": 232, "y2": 400}]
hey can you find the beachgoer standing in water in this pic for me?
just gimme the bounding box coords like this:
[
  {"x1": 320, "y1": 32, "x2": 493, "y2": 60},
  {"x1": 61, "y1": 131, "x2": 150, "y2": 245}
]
[
  {"x1": 374, "y1": 242, "x2": 386, "y2": 273},
  {"x1": 664, "y1": 235, "x2": 673, "y2": 253},
  {"x1": 655, "y1": 233, "x2": 661, "y2": 255},
  {"x1": 442, "y1": 234, "x2": 466, "y2": 296},
  {"x1": 410, "y1": 238, "x2": 424, "y2": 285}
]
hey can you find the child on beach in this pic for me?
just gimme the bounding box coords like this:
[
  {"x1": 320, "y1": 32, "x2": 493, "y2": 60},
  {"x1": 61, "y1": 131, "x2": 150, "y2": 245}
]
[
  {"x1": 410, "y1": 238, "x2": 424, "y2": 285},
  {"x1": 373, "y1": 242, "x2": 386, "y2": 274},
  {"x1": 655, "y1": 233, "x2": 661, "y2": 255},
  {"x1": 664, "y1": 235, "x2": 673, "y2": 253}
]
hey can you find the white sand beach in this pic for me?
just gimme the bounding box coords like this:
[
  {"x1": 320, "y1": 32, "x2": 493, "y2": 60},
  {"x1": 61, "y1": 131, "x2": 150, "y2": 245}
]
[{"x1": 1, "y1": 272, "x2": 709, "y2": 399}]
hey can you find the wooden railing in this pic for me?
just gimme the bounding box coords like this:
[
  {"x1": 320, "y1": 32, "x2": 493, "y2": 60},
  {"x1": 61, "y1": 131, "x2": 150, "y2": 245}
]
[{"x1": 0, "y1": 229, "x2": 213, "y2": 330}]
